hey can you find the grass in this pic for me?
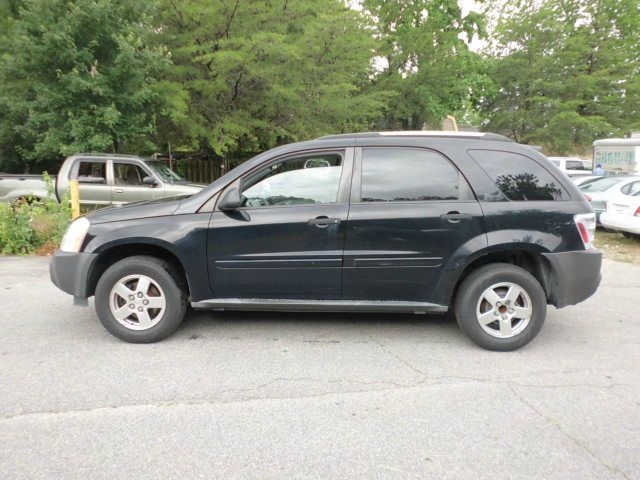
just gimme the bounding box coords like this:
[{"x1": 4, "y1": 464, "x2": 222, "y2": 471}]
[{"x1": 595, "y1": 229, "x2": 640, "y2": 264}]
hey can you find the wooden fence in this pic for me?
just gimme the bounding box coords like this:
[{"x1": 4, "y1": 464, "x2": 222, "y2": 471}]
[{"x1": 175, "y1": 159, "x2": 225, "y2": 184}]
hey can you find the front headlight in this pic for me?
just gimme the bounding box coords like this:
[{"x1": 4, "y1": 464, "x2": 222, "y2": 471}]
[{"x1": 60, "y1": 217, "x2": 90, "y2": 253}]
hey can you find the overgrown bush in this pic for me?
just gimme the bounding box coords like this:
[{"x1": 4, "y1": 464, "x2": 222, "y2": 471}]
[{"x1": 0, "y1": 174, "x2": 72, "y2": 255}]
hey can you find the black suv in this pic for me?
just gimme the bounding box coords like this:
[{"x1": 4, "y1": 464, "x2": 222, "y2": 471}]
[{"x1": 50, "y1": 132, "x2": 602, "y2": 350}]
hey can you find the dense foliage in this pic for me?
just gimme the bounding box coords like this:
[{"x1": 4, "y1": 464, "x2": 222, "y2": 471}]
[
  {"x1": 363, "y1": 0, "x2": 488, "y2": 130},
  {"x1": 481, "y1": 0, "x2": 640, "y2": 154},
  {"x1": 0, "y1": 0, "x2": 169, "y2": 173},
  {"x1": 0, "y1": 0, "x2": 638, "y2": 172},
  {"x1": 156, "y1": 0, "x2": 386, "y2": 164}
]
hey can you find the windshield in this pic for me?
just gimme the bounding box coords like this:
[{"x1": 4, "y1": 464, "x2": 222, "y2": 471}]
[
  {"x1": 145, "y1": 161, "x2": 186, "y2": 183},
  {"x1": 579, "y1": 176, "x2": 625, "y2": 192}
]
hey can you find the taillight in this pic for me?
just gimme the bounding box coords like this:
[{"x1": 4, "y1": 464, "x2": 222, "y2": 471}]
[
  {"x1": 574, "y1": 213, "x2": 596, "y2": 249},
  {"x1": 635, "y1": 207, "x2": 640, "y2": 217},
  {"x1": 584, "y1": 194, "x2": 592, "y2": 202}
]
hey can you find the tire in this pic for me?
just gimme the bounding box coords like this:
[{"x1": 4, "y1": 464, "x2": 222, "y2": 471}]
[
  {"x1": 95, "y1": 255, "x2": 187, "y2": 343},
  {"x1": 454, "y1": 263, "x2": 547, "y2": 351}
]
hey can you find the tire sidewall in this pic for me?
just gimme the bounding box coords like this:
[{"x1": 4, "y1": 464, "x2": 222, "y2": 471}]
[
  {"x1": 455, "y1": 264, "x2": 546, "y2": 351},
  {"x1": 95, "y1": 257, "x2": 186, "y2": 343}
]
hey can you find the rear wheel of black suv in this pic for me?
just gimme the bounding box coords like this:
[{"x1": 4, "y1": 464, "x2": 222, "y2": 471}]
[
  {"x1": 454, "y1": 263, "x2": 547, "y2": 351},
  {"x1": 95, "y1": 256, "x2": 187, "y2": 343}
]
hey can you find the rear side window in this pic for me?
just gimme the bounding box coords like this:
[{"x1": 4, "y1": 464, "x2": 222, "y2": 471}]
[
  {"x1": 469, "y1": 150, "x2": 569, "y2": 201},
  {"x1": 75, "y1": 161, "x2": 106, "y2": 184},
  {"x1": 360, "y1": 148, "x2": 462, "y2": 202}
]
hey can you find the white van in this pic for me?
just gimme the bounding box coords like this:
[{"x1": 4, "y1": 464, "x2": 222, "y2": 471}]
[{"x1": 593, "y1": 137, "x2": 640, "y2": 176}]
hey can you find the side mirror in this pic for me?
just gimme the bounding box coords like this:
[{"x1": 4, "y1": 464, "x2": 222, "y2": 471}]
[
  {"x1": 142, "y1": 176, "x2": 158, "y2": 186},
  {"x1": 218, "y1": 185, "x2": 244, "y2": 211}
]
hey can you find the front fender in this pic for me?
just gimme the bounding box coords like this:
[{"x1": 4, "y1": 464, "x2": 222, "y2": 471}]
[{"x1": 84, "y1": 213, "x2": 213, "y2": 301}]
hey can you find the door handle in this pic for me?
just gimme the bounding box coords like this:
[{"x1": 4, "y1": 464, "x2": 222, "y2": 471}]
[
  {"x1": 114, "y1": 188, "x2": 124, "y2": 194},
  {"x1": 441, "y1": 211, "x2": 472, "y2": 223},
  {"x1": 308, "y1": 217, "x2": 341, "y2": 228}
]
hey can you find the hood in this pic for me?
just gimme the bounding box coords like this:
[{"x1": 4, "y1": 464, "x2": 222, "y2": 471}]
[
  {"x1": 182, "y1": 182, "x2": 207, "y2": 188},
  {"x1": 84, "y1": 196, "x2": 187, "y2": 224}
]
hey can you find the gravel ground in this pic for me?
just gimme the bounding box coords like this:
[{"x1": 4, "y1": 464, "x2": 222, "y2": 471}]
[{"x1": 0, "y1": 256, "x2": 638, "y2": 479}]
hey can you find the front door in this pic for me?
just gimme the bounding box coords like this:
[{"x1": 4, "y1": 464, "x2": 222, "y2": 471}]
[
  {"x1": 208, "y1": 149, "x2": 353, "y2": 300},
  {"x1": 111, "y1": 161, "x2": 160, "y2": 205},
  {"x1": 343, "y1": 147, "x2": 486, "y2": 303}
]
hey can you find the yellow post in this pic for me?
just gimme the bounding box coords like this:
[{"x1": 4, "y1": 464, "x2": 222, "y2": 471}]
[{"x1": 69, "y1": 179, "x2": 80, "y2": 219}]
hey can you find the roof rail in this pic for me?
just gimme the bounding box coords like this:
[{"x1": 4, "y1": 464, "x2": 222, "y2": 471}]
[
  {"x1": 74, "y1": 152, "x2": 142, "y2": 158},
  {"x1": 316, "y1": 131, "x2": 513, "y2": 142}
]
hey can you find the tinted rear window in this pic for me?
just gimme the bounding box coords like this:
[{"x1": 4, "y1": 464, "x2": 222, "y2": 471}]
[
  {"x1": 469, "y1": 150, "x2": 568, "y2": 201},
  {"x1": 360, "y1": 148, "x2": 461, "y2": 202}
]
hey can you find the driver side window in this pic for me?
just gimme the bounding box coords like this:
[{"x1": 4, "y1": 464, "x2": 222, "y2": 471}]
[
  {"x1": 114, "y1": 162, "x2": 148, "y2": 186},
  {"x1": 241, "y1": 153, "x2": 343, "y2": 208}
]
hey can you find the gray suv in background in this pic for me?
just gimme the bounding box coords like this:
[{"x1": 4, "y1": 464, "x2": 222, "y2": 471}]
[
  {"x1": 54, "y1": 154, "x2": 203, "y2": 209},
  {"x1": 1, "y1": 153, "x2": 203, "y2": 207}
]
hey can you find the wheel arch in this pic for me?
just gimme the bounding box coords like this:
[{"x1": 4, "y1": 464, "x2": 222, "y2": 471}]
[
  {"x1": 447, "y1": 247, "x2": 554, "y2": 307},
  {"x1": 87, "y1": 242, "x2": 191, "y2": 299}
]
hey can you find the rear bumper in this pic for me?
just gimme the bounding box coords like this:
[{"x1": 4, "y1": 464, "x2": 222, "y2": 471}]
[
  {"x1": 49, "y1": 250, "x2": 98, "y2": 299},
  {"x1": 542, "y1": 249, "x2": 602, "y2": 308},
  {"x1": 600, "y1": 212, "x2": 640, "y2": 235}
]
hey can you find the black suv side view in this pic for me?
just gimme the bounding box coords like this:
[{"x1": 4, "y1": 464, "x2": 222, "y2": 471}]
[{"x1": 50, "y1": 131, "x2": 602, "y2": 350}]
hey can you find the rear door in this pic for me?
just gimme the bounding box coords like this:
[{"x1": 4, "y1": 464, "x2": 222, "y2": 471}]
[
  {"x1": 70, "y1": 159, "x2": 112, "y2": 210},
  {"x1": 343, "y1": 147, "x2": 485, "y2": 303}
]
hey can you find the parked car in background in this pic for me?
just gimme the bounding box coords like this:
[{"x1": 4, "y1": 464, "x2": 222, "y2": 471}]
[
  {"x1": 0, "y1": 173, "x2": 56, "y2": 203},
  {"x1": 580, "y1": 175, "x2": 640, "y2": 222},
  {"x1": 600, "y1": 190, "x2": 640, "y2": 239},
  {"x1": 547, "y1": 157, "x2": 593, "y2": 176},
  {"x1": 50, "y1": 131, "x2": 602, "y2": 351},
  {"x1": 572, "y1": 175, "x2": 599, "y2": 187},
  {"x1": 1, "y1": 154, "x2": 203, "y2": 208}
]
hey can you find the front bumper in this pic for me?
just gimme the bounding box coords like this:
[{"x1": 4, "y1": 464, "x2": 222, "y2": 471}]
[
  {"x1": 542, "y1": 249, "x2": 602, "y2": 308},
  {"x1": 49, "y1": 250, "x2": 98, "y2": 300}
]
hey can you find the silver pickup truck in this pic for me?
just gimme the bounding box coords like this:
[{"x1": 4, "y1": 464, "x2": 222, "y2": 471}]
[{"x1": 0, "y1": 153, "x2": 203, "y2": 208}]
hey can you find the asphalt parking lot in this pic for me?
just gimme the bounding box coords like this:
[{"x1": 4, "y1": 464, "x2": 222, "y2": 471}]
[{"x1": 0, "y1": 256, "x2": 639, "y2": 479}]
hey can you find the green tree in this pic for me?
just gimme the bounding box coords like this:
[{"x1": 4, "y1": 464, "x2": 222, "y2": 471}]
[
  {"x1": 481, "y1": 0, "x2": 640, "y2": 154},
  {"x1": 362, "y1": 0, "x2": 488, "y2": 130},
  {"x1": 156, "y1": 0, "x2": 386, "y2": 164},
  {"x1": 0, "y1": 0, "x2": 170, "y2": 173}
]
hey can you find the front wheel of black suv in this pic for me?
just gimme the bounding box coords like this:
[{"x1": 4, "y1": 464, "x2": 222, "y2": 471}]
[
  {"x1": 454, "y1": 263, "x2": 547, "y2": 351},
  {"x1": 94, "y1": 255, "x2": 187, "y2": 343}
]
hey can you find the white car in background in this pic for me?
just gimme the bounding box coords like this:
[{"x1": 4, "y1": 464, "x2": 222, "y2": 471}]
[
  {"x1": 580, "y1": 176, "x2": 640, "y2": 223},
  {"x1": 572, "y1": 175, "x2": 600, "y2": 187},
  {"x1": 548, "y1": 156, "x2": 593, "y2": 176},
  {"x1": 601, "y1": 190, "x2": 640, "y2": 239}
]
